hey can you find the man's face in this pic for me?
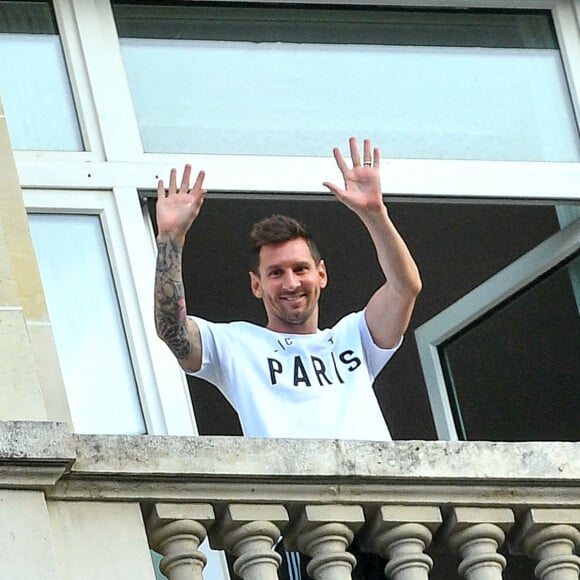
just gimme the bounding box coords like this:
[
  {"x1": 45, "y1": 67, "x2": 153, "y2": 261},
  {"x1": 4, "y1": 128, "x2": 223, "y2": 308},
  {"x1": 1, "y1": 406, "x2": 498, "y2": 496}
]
[{"x1": 249, "y1": 238, "x2": 327, "y2": 334}]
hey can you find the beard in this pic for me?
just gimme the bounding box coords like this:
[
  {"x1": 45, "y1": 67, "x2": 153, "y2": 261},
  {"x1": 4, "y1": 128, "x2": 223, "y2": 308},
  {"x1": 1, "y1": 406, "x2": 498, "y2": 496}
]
[{"x1": 267, "y1": 292, "x2": 319, "y2": 330}]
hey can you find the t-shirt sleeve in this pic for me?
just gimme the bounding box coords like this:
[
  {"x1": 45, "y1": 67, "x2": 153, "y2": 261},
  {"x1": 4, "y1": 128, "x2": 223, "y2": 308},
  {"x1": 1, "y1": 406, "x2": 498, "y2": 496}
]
[
  {"x1": 357, "y1": 310, "x2": 403, "y2": 377},
  {"x1": 184, "y1": 316, "x2": 223, "y2": 386}
]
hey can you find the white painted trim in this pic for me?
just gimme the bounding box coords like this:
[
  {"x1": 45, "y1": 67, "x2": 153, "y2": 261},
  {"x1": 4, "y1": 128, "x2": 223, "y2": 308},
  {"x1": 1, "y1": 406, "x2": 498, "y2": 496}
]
[
  {"x1": 14, "y1": 157, "x2": 580, "y2": 201},
  {"x1": 68, "y1": 0, "x2": 144, "y2": 160},
  {"x1": 12, "y1": 0, "x2": 580, "y2": 201},
  {"x1": 52, "y1": 0, "x2": 104, "y2": 158},
  {"x1": 414, "y1": 217, "x2": 580, "y2": 440},
  {"x1": 553, "y1": 1, "x2": 580, "y2": 127},
  {"x1": 113, "y1": 187, "x2": 199, "y2": 436},
  {"x1": 22, "y1": 188, "x2": 197, "y2": 436}
]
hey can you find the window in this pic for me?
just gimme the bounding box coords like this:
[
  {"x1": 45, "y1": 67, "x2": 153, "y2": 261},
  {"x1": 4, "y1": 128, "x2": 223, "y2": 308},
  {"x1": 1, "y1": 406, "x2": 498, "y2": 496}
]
[
  {"x1": 28, "y1": 210, "x2": 145, "y2": 434},
  {"x1": 0, "y1": 0, "x2": 82, "y2": 150},
  {"x1": 10, "y1": 0, "x2": 580, "y2": 443},
  {"x1": 416, "y1": 217, "x2": 580, "y2": 441},
  {"x1": 147, "y1": 195, "x2": 577, "y2": 443},
  {"x1": 8, "y1": 3, "x2": 580, "y2": 579},
  {"x1": 113, "y1": 3, "x2": 579, "y2": 160},
  {"x1": 24, "y1": 186, "x2": 200, "y2": 437}
]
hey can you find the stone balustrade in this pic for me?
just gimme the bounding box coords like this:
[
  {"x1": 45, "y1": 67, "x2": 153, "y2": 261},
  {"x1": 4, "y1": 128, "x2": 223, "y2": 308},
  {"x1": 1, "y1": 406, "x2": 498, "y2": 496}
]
[{"x1": 1, "y1": 421, "x2": 579, "y2": 580}]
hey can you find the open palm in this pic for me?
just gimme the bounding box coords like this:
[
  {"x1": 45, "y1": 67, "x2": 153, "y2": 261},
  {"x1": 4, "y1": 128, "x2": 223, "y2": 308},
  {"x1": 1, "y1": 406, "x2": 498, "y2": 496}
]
[
  {"x1": 323, "y1": 137, "x2": 384, "y2": 215},
  {"x1": 156, "y1": 165, "x2": 206, "y2": 240}
]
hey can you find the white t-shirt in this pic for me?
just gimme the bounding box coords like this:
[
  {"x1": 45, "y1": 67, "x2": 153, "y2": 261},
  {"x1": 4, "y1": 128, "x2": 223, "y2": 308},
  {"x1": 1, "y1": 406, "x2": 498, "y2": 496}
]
[{"x1": 188, "y1": 310, "x2": 401, "y2": 440}]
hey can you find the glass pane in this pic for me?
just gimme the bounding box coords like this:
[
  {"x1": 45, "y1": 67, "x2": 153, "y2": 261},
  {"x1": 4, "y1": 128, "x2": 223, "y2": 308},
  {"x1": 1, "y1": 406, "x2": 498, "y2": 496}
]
[
  {"x1": 441, "y1": 251, "x2": 580, "y2": 441},
  {"x1": 0, "y1": 1, "x2": 83, "y2": 150},
  {"x1": 114, "y1": 5, "x2": 580, "y2": 160},
  {"x1": 28, "y1": 213, "x2": 146, "y2": 435}
]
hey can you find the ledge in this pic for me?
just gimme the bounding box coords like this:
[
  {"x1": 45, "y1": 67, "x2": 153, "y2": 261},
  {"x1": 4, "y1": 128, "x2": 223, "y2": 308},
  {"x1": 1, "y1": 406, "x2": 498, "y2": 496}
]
[
  {"x1": 2, "y1": 424, "x2": 578, "y2": 508},
  {"x1": 0, "y1": 421, "x2": 75, "y2": 489},
  {"x1": 51, "y1": 435, "x2": 580, "y2": 506},
  {"x1": 71, "y1": 435, "x2": 579, "y2": 481}
]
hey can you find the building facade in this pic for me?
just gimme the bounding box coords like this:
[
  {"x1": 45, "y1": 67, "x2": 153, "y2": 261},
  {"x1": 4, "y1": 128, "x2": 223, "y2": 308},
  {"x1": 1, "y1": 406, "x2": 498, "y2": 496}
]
[{"x1": 1, "y1": 0, "x2": 579, "y2": 579}]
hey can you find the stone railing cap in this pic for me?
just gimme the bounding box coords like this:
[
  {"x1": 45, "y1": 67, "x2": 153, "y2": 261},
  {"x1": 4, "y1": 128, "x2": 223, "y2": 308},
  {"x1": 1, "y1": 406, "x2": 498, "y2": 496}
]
[
  {"x1": 0, "y1": 421, "x2": 75, "y2": 489},
  {"x1": 72, "y1": 434, "x2": 580, "y2": 482}
]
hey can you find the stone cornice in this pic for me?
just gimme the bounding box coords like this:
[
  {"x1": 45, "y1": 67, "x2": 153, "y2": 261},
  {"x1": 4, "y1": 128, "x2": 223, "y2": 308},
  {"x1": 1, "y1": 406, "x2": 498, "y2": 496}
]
[
  {"x1": 59, "y1": 434, "x2": 580, "y2": 508},
  {"x1": 0, "y1": 421, "x2": 75, "y2": 489},
  {"x1": 2, "y1": 423, "x2": 579, "y2": 508},
  {"x1": 70, "y1": 435, "x2": 580, "y2": 483}
]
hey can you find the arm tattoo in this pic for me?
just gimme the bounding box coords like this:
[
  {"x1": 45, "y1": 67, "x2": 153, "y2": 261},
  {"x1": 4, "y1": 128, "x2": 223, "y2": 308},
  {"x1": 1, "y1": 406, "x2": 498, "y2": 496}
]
[{"x1": 154, "y1": 238, "x2": 192, "y2": 360}]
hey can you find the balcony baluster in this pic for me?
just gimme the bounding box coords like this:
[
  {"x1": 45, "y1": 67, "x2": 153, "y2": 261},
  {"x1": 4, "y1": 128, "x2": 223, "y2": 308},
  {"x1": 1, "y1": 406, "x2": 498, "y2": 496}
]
[
  {"x1": 360, "y1": 505, "x2": 442, "y2": 580},
  {"x1": 285, "y1": 504, "x2": 365, "y2": 580},
  {"x1": 146, "y1": 503, "x2": 215, "y2": 580},
  {"x1": 443, "y1": 507, "x2": 514, "y2": 580},
  {"x1": 512, "y1": 509, "x2": 580, "y2": 580},
  {"x1": 210, "y1": 503, "x2": 289, "y2": 580}
]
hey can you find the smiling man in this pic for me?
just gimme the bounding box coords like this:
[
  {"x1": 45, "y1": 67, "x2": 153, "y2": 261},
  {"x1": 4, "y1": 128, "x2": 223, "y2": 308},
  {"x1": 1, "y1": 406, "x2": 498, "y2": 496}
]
[
  {"x1": 153, "y1": 137, "x2": 422, "y2": 577},
  {"x1": 154, "y1": 136, "x2": 421, "y2": 439},
  {"x1": 249, "y1": 223, "x2": 327, "y2": 334}
]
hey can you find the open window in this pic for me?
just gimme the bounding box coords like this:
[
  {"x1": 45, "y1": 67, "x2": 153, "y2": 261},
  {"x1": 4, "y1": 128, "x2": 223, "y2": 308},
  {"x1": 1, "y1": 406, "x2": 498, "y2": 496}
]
[{"x1": 415, "y1": 216, "x2": 580, "y2": 441}]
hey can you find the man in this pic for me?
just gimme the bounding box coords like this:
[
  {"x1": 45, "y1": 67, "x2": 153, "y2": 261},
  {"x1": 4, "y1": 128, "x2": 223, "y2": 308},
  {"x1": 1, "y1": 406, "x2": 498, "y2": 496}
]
[{"x1": 154, "y1": 137, "x2": 421, "y2": 576}]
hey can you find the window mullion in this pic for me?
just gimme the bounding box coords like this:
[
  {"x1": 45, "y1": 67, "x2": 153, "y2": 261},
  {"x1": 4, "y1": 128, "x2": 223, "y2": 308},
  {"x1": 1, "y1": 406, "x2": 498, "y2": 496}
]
[
  {"x1": 68, "y1": 0, "x2": 143, "y2": 161},
  {"x1": 51, "y1": 0, "x2": 104, "y2": 159},
  {"x1": 113, "y1": 186, "x2": 199, "y2": 436}
]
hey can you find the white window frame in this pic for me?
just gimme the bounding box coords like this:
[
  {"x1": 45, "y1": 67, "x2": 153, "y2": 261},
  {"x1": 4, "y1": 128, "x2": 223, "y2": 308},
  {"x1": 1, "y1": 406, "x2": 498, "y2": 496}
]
[
  {"x1": 414, "y1": 216, "x2": 580, "y2": 440},
  {"x1": 11, "y1": 0, "x2": 580, "y2": 441},
  {"x1": 23, "y1": 188, "x2": 198, "y2": 436},
  {"x1": 12, "y1": 0, "x2": 580, "y2": 201},
  {"x1": 10, "y1": 4, "x2": 578, "y2": 578}
]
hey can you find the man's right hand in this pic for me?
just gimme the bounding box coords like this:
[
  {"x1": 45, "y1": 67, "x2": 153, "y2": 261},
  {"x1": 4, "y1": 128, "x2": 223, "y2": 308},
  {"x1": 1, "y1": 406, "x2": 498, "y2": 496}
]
[{"x1": 156, "y1": 164, "x2": 206, "y2": 244}]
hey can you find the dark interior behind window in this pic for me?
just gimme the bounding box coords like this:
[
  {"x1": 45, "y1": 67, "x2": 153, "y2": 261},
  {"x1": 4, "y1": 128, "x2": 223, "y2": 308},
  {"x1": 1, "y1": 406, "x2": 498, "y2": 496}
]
[{"x1": 148, "y1": 195, "x2": 573, "y2": 441}]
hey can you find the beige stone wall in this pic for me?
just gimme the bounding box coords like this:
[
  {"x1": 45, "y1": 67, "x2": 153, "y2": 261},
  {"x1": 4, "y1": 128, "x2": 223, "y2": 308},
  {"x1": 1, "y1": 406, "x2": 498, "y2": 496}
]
[
  {"x1": 48, "y1": 501, "x2": 157, "y2": 580},
  {"x1": 0, "y1": 490, "x2": 63, "y2": 580},
  {"x1": 0, "y1": 98, "x2": 70, "y2": 423}
]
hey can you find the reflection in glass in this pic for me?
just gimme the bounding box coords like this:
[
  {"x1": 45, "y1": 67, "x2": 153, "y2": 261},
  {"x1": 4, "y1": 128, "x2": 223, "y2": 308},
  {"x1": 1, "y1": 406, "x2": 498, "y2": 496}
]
[
  {"x1": 28, "y1": 214, "x2": 145, "y2": 434},
  {"x1": 441, "y1": 252, "x2": 580, "y2": 441},
  {"x1": 115, "y1": 6, "x2": 579, "y2": 160},
  {"x1": 0, "y1": 2, "x2": 82, "y2": 150}
]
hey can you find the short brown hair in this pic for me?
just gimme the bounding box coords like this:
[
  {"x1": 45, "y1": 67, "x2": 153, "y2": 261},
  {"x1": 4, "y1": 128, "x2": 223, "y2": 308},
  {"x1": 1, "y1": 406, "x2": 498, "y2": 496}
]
[{"x1": 249, "y1": 215, "x2": 321, "y2": 273}]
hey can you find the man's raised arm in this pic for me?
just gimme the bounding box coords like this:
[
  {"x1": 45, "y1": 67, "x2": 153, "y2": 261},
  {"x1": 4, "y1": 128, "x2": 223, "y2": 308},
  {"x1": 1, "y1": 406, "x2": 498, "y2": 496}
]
[
  {"x1": 323, "y1": 137, "x2": 422, "y2": 349},
  {"x1": 154, "y1": 165, "x2": 206, "y2": 373}
]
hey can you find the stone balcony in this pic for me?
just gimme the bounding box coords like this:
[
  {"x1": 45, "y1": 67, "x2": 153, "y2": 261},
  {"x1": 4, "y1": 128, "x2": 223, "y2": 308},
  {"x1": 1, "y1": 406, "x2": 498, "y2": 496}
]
[{"x1": 1, "y1": 421, "x2": 579, "y2": 580}]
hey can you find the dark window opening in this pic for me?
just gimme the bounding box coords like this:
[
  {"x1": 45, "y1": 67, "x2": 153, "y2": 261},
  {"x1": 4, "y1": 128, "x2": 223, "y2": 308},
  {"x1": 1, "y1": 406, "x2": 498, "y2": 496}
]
[{"x1": 147, "y1": 195, "x2": 573, "y2": 441}]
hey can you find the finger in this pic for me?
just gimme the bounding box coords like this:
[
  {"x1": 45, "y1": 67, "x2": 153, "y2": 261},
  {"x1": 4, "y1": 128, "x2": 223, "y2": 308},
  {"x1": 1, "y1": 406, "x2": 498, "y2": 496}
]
[
  {"x1": 168, "y1": 168, "x2": 177, "y2": 194},
  {"x1": 191, "y1": 170, "x2": 206, "y2": 194},
  {"x1": 322, "y1": 181, "x2": 339, "y2": 193},
  {"x1": 180, "y1": 164, "x2": 192, "y2": 193},
  {"x1": 322, "y1": 181, "x2": 346, "y2": 200},
  {"x1": 363, "y1": 139, "x2": 373, "y2": 167},
  {"x1": 323, "y1": 181, "x2": 351, "y2": 208},
  {"x1": 157, "y1": 179, "x2": 166, "y2": 199},
  {"x1": 373, "y1": 146, "x2": 380, "y2": 169},
  {"x1": 349, "y1": 136, "x2": 361, "y2": 167},
  {"x1": 332, "y1": 147, "x2": 350, "y2": 176}
]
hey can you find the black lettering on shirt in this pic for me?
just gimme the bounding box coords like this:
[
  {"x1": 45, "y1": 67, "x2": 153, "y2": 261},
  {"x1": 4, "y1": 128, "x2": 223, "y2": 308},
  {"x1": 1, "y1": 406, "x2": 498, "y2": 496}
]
[
  {"x1": 330, "y1": 352, "x2": 345, "y2": 384},
  {"x1": 311, "y1": 356, "x2": 332, "y2": 386},
  {"x1": 268, "y1": 358, "x2": 283, "y2": 384},
  {"x1": 339, "y1": 349, "x2": 362, "y2": 372},
  {"x1": 268, "y1": 349, "x2": 363, "y2": 388},
  {"x1": 293, "y1": 356, "x2": 312, "y2": 387}
]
